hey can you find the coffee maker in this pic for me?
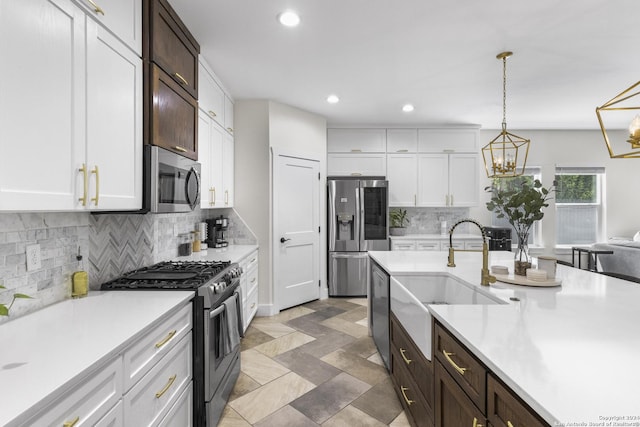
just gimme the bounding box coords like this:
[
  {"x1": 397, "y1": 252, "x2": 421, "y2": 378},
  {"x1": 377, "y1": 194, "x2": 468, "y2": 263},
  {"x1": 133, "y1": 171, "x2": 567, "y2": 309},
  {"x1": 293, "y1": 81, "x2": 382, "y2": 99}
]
[{"x1": 207, "y1": 215, "x2": 229, "y2": 248}]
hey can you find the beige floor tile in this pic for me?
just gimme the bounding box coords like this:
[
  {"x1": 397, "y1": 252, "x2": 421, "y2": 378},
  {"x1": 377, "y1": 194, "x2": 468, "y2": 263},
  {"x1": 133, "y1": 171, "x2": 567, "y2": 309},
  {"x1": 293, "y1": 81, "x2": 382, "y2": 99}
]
[
  {"x1": 321, "y1": 316, "x2": 368, "y2": 338},
  {"x1": 389, "y1": 411, "x2": 412, "y2": 427},
  {"x1": 322, "y1": 405, "x2": 387, "y2": 427},
  {"x1": 241, "y1": 349, "x2": 290, "y2": 384},
  {"x1": 252, "y1": 321, "x2": 297, "y2": 338},
  {"x1": 218, "y1": 406, "x2": 252, "y2": 427},
  {"x1": 356, "y1": 318, "x2": 369, "y2": 327},
  {"x1": 367, "y1": 352, "x2": 384, "y2": 366},
  {"x1": 321, "y1": 349, "x2": 389, "y2": 386},
  {"x1": 229, "y1": 372, "x2": 261, "y2": 402},
  {"x1": 229, "y1": 372, "x2": 316, "y2": 424},
  {"x1": 347, "y1": 298, "x2": 368, "y2": 306},
  {"x1": 253, "y1": 331, "x2": 316, "y2": 357},
  {"x1": 253, "y1": 306, "x2": 315, "y2": 323}
]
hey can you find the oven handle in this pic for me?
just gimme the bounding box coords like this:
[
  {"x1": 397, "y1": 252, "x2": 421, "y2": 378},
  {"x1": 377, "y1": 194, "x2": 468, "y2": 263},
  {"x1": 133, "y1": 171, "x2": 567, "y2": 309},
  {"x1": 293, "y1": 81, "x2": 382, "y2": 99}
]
[
  {"x1": 234, "y1": 286, "x2": 244, "y2": 338},
  {"x1": 209, "y1": 304, "x2": 225, "y2": 319}
]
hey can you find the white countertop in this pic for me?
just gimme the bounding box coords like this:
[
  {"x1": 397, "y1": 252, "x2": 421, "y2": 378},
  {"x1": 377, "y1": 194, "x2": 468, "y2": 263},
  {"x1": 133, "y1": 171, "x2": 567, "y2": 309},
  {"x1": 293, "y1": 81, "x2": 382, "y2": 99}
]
[
  {"x1": 0, "y1": 291, "x2": 193, "y2": 427},
  {"x1": 174, "y1": 244, "x2": 258, "y2": 264},
  {"x1": 369, "y1": 250, "x2": 640, "y2": 425},
  {"x1": 389, "y1": 233, "x2": 482, "y2": 240}
]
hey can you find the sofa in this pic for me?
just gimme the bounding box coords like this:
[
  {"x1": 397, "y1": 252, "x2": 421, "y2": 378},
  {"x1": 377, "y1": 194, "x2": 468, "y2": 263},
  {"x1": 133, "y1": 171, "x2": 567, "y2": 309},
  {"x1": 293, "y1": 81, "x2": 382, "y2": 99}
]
[{"x1": 591, "y1": 239, "x2": 640, "y2": 281}]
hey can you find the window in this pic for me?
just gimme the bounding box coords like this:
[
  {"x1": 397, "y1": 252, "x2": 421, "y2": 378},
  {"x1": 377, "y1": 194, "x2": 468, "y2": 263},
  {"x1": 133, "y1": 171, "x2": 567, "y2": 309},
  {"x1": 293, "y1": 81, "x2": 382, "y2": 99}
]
[
  {"x1": 489, "y1": 167, "x2": 542, "y2": 245},
  {"x1": 555, "y1": 166, "x2": 605, "y2": 245}
]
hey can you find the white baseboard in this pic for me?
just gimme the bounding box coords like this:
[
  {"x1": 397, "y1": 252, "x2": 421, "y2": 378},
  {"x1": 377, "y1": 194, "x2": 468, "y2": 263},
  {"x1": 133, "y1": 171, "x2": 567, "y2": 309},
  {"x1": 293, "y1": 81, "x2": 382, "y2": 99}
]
[
  {"x1": 320, "y1": 287, "x2": 329, "y2": 300},
  {"x1": 256, "y1": 304, "x2": 278, "y2": 317}
]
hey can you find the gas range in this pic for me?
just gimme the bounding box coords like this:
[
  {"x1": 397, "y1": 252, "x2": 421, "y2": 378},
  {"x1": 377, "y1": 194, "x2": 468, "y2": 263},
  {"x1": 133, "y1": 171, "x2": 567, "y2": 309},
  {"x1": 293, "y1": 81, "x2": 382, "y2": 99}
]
[{"x1": 100, "y1": 260, "x2": 243, "y2": 308}]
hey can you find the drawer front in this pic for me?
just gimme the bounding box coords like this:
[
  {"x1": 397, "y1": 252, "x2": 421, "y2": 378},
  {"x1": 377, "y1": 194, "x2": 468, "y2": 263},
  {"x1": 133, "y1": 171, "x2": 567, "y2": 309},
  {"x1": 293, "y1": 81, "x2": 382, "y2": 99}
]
[
  {"x1": 26, "y1": 357, "x2": 123, "y2": 427},
  {"x1": 157, "y1": 382, "x2": 193, "y2": 427},
  {"x1": 390, "y1": 346, "x2": 434, "y2": 427},
  {"x1": 149, "y1": 63, "x2": 199, "y2": 160},
  {"x1": 124, "y1": 334, "x2": 192, "y2": 426},
  {"x1": 488, "y1": 374, "x2": 549, "y2": 427},
  {"x1": 416, "y1": 240, "x2": 440, "y2": 251},
  {"x1": 246, "y1": 265, "x2": 258, "y2": 294},
  {"x1": 391, "y1": 240, "x2": 416, "y2": 251},
  {"x1": 464, "y1": 241, "x2": 484, "y2": 251},
  {"x1": 434, "y1": 323, "x2": 486, "y2": 411},
  {"x1": 241, "y1": 251, "x2": 258, "y2": 272},
  {"x1": 390, "y1": 313, "x2": 433, "y2": 406},
  {"x1": 124, "y1": 303, "x2": 192, "y2": 391},
  {"x1": 245, "y1": 284, "x2": 258, "y2": 329},
  {"x1": 95, "y1": 400, "x2": 124, "y2": 427},
  {"x1": 149, "y1": 0, "x2": 199, "y2": 99},
  {"x1": 435, "y1": 360, "x2": 486, "y2": 427}
]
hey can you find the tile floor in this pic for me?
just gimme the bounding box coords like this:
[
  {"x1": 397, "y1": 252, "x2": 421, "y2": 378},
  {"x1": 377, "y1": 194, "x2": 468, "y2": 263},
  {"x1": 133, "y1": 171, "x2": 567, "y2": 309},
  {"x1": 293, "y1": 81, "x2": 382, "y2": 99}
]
[{"x1": 219, "y1": 298, "x2": 410, "y2": 426}]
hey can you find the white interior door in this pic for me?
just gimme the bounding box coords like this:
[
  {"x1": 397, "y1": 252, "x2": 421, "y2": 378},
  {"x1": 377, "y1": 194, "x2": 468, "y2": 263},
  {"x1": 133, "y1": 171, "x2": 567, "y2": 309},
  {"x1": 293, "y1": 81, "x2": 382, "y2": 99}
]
[{"x1": 274, "y1": 154, "x2": 320, "y2": 311}]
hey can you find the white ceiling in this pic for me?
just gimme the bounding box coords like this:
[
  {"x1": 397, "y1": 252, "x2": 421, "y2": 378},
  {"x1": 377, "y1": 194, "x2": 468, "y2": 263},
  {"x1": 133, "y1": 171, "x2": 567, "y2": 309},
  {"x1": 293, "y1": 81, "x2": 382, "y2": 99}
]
[{"x1": 168, "y1": 0, "x2": 639, "y2": 130}]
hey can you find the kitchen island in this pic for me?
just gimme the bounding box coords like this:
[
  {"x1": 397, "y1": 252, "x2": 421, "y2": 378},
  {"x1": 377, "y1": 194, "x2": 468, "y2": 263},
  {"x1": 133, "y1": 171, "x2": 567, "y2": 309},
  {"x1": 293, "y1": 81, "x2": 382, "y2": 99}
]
[{"x1": 369, "y1": 250, "x2": 640, "y2": 426}]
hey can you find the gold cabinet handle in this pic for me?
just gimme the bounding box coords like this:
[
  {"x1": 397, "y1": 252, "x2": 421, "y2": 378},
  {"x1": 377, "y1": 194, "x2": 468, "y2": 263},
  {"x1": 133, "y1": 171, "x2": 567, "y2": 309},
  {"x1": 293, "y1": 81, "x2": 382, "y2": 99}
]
[
  {"x1": 173, "y1": 145, "x2": 187, "y2": 153},
  {"x1": 155, "y1": 330, "x2": 177, "y2": 348},
  {"x1": 251, "y1": 258, "x2": 256, "y2": 263},
  {"x1": 350, "y1": 149, "x2": 362, "y2": 152},
  {"x1": 208, "y1": 110, "x2": 217, "y2": 117},
  {"x1": 212, "y1": 187, "x2": 216, "y2": 205},
  {"x1": 400, "y1": 348, "x2": 412, "y2": 365},
  {"x1": 227, "y1": 127, "x2": 233, "y2": 133},
  {"x1": 397, "y1": 149, "x2": 409, "y2": 152},
  {"x1": 473, "y1": 417, "x2": 483, "y2": 427},
  {"x1": 155, "y1": 374, "x2": 177, "y2": 398},
  {"x1": 90, "y1": 165, "x2": 99, "y2": 206},
  {"x1": 414, "y1": 194, "x2": 417, "y2": 206},
  {"x1": 63, "y1": 416, "x2": 80, "y2": 427},
  {"x1": 350, "y1": 172, "x2": 362, "y2": 176},
  {"x1": 250, "y1": 303, "x2": 256, "y2": 309},
  {"x1": 451, "y1": 194, "x2": 454, "y2": 206},
  {"x1": 78, "y1": 164, "x2": 88, "y2": 206},
  {"x1": 250, "y1": 277, "x2": 256, "y2": 283},
  {"x1": 443, "y1": 350, "x2": 467, "y2": 375},
  {"x1": 87, "y1": 0, "x2": 104, "y2": 15},
  {"x1": 400, "y1": 386, "x2": 414, "y2": 406},
  {"x1": 507, "y1": 422, "x2": 514, "y2": 427},
  {"x1": 225, "y1": 190, "x2": 229, "y2": 205},
  {"x1": 174, "y1": 72, "x2": 189, "y2": 86}
]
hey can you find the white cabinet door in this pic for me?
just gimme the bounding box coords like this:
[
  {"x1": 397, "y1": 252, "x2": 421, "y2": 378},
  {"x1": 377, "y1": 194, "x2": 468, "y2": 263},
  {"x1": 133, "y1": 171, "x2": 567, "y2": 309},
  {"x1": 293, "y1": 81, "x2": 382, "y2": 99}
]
[
  {"x1": 75, "y1": 0, "x2": 142, "y2": 55},
  {"x1": 198, "y1": 110, "x2": 214, "y2": 208},
  {"x1": 198, "y1": 60, "x2": 225, "y2": 126},
  {"x1": 416, "y1": 240, "x2": 440, "y2": 251},
  {"x1": 327, "y1": 129, "x2": 386, "y2": 152},
  {"x1": 386, "y1": 129, "x2": 418, "y2": 152},
  {"x1": 417, "y1": 154, "x2": 448, "y2": 206},
  {"x1": 418, "y1": 128, "x2": 479, "y2": 152},
  {"x1": 0, "y1": 0, "x2": 85, "y2": 210},
  {"x1": 390, "y1": 240, "x2": 416, "y2": 251},
  {"x1": 387, "y1": 154, "x2": 417, "y2": 206},
  {"x1": 224, "y1": 95, "x2": 234, "y2": 135},
  {"x1": 222, "y1": 133, "x2": 234, "y2": 207},
  {"x1": 449, "y1": 154, "x2": 478, "y2": 207},
  {"x1": 327, "y1": 153, "x2": 386, "y2": 177},
  {"x1": 86, "y1": 21, "x2": 142, "y2": 210}
]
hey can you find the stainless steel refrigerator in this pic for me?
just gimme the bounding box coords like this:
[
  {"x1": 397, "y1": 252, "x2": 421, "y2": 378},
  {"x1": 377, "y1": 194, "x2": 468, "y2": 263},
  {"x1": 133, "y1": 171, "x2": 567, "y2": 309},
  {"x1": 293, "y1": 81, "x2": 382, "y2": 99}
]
[{"x1": 328, "y1": 177, "x2": 389, "y2": 296}]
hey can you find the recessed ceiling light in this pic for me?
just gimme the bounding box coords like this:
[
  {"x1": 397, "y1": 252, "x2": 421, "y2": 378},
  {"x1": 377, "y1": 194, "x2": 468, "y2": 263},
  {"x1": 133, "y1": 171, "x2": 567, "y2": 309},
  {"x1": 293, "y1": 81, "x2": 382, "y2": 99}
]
[
  {"x1": 402, "y1": 104, "x2": 415, "y2": 112},
  {"x1": 278, "y1": 10, "x2": 300, "y2": 27},
  {"x1": 327, "y1": 94, "x2": 340, "y2": 104}
]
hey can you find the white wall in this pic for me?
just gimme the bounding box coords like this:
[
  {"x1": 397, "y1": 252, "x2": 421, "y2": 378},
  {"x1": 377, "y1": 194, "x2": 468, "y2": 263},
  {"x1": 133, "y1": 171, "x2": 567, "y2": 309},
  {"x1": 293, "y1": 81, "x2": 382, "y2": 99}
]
[
  {"x1": 469, "y1": 128, "x2": 637, "y2": 254},
  {"x1": 234, "y1": 100, "x2": 327, "y2": 314}
]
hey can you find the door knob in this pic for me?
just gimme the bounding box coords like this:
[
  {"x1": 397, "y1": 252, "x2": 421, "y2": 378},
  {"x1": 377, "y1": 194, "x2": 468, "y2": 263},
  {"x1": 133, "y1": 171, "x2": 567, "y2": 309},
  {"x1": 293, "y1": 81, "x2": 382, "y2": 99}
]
[{"x1": 280, "y1": 237, "x2": 291, "y2": 243}]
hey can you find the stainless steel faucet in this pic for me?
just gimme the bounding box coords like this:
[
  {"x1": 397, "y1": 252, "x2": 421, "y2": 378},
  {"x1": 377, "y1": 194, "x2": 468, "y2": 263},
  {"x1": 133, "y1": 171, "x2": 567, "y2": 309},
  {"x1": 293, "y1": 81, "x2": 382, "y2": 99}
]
[{"x1": 447, "y1": 219, "x2": 496, "y2": 286}]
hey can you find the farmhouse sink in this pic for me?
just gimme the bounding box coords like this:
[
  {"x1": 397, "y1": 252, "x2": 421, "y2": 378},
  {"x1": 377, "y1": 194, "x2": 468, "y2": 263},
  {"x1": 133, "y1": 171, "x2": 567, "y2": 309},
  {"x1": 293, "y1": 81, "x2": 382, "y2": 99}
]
[{"x1": 390, "y1": 273, "x2": 506, "y2": 360}]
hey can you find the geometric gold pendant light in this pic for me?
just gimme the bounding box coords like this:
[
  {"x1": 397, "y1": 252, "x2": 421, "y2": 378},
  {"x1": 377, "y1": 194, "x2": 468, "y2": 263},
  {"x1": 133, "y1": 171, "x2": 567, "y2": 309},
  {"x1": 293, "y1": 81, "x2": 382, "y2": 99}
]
[
  {"x1": 596, "y1": 79, "x2": 640, "y2": 158},
  {"x1": 482, "y1": 51, "x2": 530, "y2": 178}
]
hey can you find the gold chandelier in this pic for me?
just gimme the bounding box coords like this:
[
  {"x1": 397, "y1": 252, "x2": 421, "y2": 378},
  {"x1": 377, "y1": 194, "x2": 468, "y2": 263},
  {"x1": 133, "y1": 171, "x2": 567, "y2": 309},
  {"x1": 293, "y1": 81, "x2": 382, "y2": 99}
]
[
  {"x1": 482, "y1": 51, "x2": 530, "y2": 178},
  {"x1": 596, "y1": 80, "x2": 640, "y2": 158}
]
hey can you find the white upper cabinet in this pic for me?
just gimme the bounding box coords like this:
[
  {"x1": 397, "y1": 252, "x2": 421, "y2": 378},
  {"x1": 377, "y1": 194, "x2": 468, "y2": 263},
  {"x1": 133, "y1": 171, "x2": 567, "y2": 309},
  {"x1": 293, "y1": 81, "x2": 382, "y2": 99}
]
[
  {"x1": 417, "y1": 153, "x2": 478, "y2": 207},
  {"x1": 222, "y1": 133, "x2": 234, "y2": 207},
  {"x1": 327, "y1": 154, "x2": 386, "y2": 177},
  {"x1": 448, "y1": 153, "x2": 479, "y2": 207},
  {"x1": 418, "y1": 128, "x2": 479, "y2": 152},
  {"x1": 224, "y1": 95, "x2": 234, "y2": 135},
  {"x1": 327, "y1": 129, "x2": 386, "y2": 153},
  {"x1": 198, "y1": 60, "x2": 225, "y2": 127},
  {"x1": 386, "y1": 129, "x2": 418, "y2": 153},
  {"x1": 0, "y1": 0, "x2": 142, "y2": 211},
  {"x1": 74, "y1": 0, "x2": 142, "y2": 55},
  {"x1": 387, "y1": 154, "x2": 417, "y2": 206},
  {"x1": 199, "y1": 110, "x2": 233, "y2": 208},
  {"x1": 86, "y1": 21, "x2": 142, "y2": 210}
]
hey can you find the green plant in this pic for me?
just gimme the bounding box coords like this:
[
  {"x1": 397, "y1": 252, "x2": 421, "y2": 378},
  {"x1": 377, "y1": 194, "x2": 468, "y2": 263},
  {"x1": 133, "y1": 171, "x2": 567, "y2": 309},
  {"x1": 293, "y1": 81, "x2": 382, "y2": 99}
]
[
  {"x1": 389, "y1": 208, "x2": 409, "y2": 228},
  {"x1": 0, "y1": 285, "x2": 32, "y2": 316},
  {"x1": 485, "y1": 178, "x2": 555, "y2": 261}
]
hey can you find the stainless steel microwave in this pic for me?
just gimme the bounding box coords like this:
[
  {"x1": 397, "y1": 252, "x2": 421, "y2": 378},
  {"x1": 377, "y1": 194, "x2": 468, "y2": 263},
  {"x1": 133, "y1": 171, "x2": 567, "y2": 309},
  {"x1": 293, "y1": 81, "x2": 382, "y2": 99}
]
[{"x1": 144, "y1": 145, "x2": 201, "y2": 213}]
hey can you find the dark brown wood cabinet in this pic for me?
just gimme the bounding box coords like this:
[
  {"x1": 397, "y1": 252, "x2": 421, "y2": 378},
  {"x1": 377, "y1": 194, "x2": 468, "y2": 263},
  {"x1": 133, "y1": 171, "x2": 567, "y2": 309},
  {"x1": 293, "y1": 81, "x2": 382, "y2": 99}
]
[
  {"x1": 435, "y1": 360, "x2": 487, "y2": 427},
  {"x1": 390, "y1": 312, "x2": 434, "y2": 426},
  {"x1": 148, "y1": 63, "x2": 198, "y2": 159},
  {"x1": 488, "y1": 374, "x2": 548, "y2": 427},
  {"x1": 143, "y1": 0, "x2": 200, "y2": 160}
]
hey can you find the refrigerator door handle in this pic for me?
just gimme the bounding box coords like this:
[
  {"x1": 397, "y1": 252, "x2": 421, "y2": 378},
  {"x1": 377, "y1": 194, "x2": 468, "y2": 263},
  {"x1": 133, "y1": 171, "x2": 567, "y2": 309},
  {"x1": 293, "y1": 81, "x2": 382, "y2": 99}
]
[{"x1": 355, "y1": 183, "x2": 362, "y2": 250}]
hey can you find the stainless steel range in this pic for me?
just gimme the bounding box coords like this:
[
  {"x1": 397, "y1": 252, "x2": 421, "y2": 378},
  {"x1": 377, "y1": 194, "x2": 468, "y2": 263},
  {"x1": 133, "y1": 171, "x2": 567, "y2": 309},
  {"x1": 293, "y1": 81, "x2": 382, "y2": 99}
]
[{"x1": 101, "y1": 260, "x2": 243, "y2": 427}]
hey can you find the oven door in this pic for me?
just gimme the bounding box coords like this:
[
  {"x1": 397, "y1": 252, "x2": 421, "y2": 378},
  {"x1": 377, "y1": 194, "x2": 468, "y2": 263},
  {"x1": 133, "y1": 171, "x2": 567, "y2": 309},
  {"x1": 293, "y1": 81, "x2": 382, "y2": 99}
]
[
  {"x1": 145, "y1": 145, "x2": 201, "y2": 213},
  {"x1": 203, "y1": 287, "x2": 243, "y2": 400}
]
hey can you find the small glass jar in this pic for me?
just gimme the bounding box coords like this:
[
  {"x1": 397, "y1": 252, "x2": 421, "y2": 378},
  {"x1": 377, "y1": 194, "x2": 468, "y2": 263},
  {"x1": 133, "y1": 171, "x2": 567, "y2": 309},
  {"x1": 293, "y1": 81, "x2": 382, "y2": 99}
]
[
  {"x1": 192, "y1": 230, "x2": 201, "y2": 252},
  {"x1": 178, "y1": 233, "x2": 192, "y2": 256}
]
